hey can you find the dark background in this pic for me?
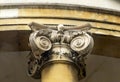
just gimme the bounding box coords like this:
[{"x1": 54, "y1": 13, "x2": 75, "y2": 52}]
[{"x1": 0, "y1": 52, "x2": 120, "y2": 82}]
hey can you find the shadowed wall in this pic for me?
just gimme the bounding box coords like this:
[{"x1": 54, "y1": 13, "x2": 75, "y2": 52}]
[{"x1": 0, "y1": 52, "x2": 120, "y2": 82}]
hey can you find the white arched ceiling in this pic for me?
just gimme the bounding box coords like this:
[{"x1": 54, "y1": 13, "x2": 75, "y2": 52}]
[{"x1": 0, "y1": 0, "x2": 120, "y2": 11}]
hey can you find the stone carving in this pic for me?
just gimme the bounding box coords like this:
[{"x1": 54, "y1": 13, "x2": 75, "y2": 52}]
[{"x1": 27, "y1": 22, "x2": 94, "y2": 80}]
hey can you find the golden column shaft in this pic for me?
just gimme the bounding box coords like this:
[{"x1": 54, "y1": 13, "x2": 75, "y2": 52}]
[{"x1": 41, "y1": 63, "x2": 78, "y2": 82}]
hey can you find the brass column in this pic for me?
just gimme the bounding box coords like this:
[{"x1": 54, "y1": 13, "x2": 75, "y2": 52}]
[{"x1": 41, "y1": 63, "x2": 78, "y2": 82}]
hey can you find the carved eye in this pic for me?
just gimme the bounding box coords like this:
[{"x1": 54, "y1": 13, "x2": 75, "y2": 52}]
[
  {"x1": 29, "y1": 32, "x2": 52, "y2": 59},
  {"x1": 34, "y1": 36, "x2": 52, "y2": 51},
  {"x1": 70, "y1": 33, "x2": 94, "y2": 54}
]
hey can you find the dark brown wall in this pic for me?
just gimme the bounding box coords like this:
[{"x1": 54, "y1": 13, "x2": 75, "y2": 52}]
[
  {"x1": 0, "y1": 52, "x2": 120, "y2": 82},
  {"x1": 0, "y1": 30, "x2": 120, "y2": 58},
  {"x1": 0, "y1": 52, "x2": 39, "y2": 82}
]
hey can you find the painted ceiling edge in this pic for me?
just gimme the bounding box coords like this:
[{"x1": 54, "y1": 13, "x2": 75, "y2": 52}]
[{"x1": 0, "y1": 3, "x2": 120, "y2": 16}]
